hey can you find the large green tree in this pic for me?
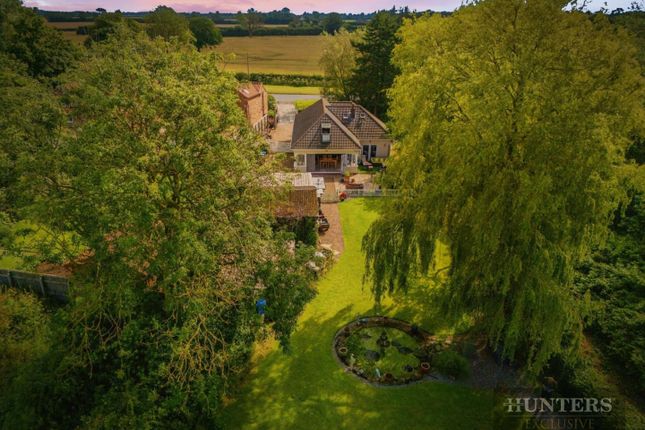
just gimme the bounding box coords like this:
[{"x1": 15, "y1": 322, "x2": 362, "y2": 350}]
[
  {"x1": 349, "y1": 11, "x2": 400, "y2": 117},
  {"x1": 319, "y1": 27, "x2": 363, "y2": 100},
  {"x1": 85, "y1": 11, "x2": 142, "y2": 46},
  {"x1": 0, "y1": 55, "x2": 63, "y2": 212},
  {"x1": 0, "y1": 28, "x2": 315, "y2": 428},
  {"x1": 321, "y1": 12, "x2": 344, "y2": 34},
  {"x1": 0, "y1": 0, "x2": 77, "y2": 79},
  {"x1": 237, "y1": 8, "x2": 263, "y2": 36},
  {"x1": 363, "y1": 0, "x2": 643, "y2": 373},
  {"x1": 188, "y1": 16, "x2": 223, "y2": 49},
  {"x1": 145, "y1": 6, "x2": 193, "y2": 43}
]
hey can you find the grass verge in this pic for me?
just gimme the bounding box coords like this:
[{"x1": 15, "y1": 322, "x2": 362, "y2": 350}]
[{"x1": 265, "y1": 85, "x2": 321, "y2": 95}]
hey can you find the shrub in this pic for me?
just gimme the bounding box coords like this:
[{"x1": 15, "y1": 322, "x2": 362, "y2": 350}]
[
  {"x1": 221, "y1": 26, "x2": 323, "y2": 37},
  {"x1": 433, "y1": 350, "x2": 470, "y2": 379},
  {"x1": 293, "y1": 217, "x2": 318, "y2": 246}
]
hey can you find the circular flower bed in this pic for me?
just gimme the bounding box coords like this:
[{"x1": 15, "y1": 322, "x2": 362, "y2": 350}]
[{"x1": 333, "y1": 316, "x2": 444, "y2": 386}]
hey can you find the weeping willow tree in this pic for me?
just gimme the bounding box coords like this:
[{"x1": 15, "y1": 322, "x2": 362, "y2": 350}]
[{"x1": 363, "y1": 0, "x2": 643, "y2": 373}]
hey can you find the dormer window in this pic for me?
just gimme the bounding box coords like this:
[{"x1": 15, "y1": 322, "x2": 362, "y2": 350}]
[{"x1": 321, "y1": 122, "x2": 331, "y2": 143}]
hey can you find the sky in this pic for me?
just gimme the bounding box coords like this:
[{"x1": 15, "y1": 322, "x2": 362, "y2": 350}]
[{"x1": 24, "y1": 0, "x2": 637, "y2": 14}]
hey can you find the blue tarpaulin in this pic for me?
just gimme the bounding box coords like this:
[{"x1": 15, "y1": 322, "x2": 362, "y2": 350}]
[{"x1": 256, "y1": 298, "x2": 267, "y2": 315}]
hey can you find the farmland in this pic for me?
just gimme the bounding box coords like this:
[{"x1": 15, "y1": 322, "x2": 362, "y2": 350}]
[
  {"x1": 216, "y1": 36, "x2": 325, "y2": 75},
  {"x1": 47, "y1": 21, "x2": 94, "y2": 29},
  {"x1": 46, "y1": 21, "x2": 325, "y2": 74}
]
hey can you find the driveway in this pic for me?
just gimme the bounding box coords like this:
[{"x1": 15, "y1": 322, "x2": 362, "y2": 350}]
[
  {"x1": 272, "y1": 94, "x2": 322, "y2": 103},
  {"x1": 269, "y1": 102, "x2": 295, "y2": 153},
  {"x1": 276, "y1": 101, "x2": 297, "y2": 124},
  {"x1": 270, "y1": 94, "x2": 319, "y2": 153}
]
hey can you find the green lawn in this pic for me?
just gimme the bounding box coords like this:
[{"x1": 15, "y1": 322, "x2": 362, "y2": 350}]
[
  {"x1": 294, "y1": 99, "x2": 319, "y2": 111},
  {"x1": 265, "y1": 85, "x2": 321, "y2": 95},
  {"x1": 0, "y1": 221, "x2": 82, "y2": 271},
  {"x1": 220, "y1": 199, "x2": 494, "y2": 429}
]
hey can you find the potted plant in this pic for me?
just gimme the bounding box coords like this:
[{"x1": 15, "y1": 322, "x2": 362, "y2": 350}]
[{"x1": 420, "y1": 362, "x2": 431, "y2": 374}]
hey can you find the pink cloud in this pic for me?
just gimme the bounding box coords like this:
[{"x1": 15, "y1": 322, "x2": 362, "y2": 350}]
[
  {"x1": 24, "y1": 0, "x2": 634, "y2": 14},
  {"x1": 25, "y1": 0, "x2": 465, "y2": 13}
]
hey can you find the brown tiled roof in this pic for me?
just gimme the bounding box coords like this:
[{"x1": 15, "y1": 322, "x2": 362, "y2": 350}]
[
  {"x1": 275, "y1": 186, "x2": 319, "y2": 218},
  {"x1": 326, "y1": 102, "x2": 389, "y2": 141},
  {"x1": 291, "y1": 99, "x2": 389, "y2": 151}
]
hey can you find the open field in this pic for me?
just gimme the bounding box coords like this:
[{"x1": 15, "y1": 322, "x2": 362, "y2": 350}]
[
  {"x1": 46, "y1": 23, "x2": 325, "y2": 73},
  {"x1": 265, "y1": 85, "x2": 321, "y2": 95},
  {"x1": 216, "y1": 23, "x2": 289, "y2": 28},
  {"x1": 220, "y1": 199, "x2": 493, "y2": 430},
  {"x1": 60, "y1": 32, "x2": 87, "y2": 44},
  {"x1": 217, "y1": 36, "x2": 325, "y2": 75},
  {"x1": 47, "y1": 21, "x2": 93, "y2": 29}
]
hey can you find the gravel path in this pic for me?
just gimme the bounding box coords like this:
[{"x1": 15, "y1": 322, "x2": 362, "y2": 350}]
[{"x1": 319, "y1": 203, "x2": 344, "y2": 255}]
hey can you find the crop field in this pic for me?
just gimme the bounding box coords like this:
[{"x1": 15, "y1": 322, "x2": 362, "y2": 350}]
[
  {"x1": 47, "y1": 21, "x2": 94, "y2": 29},
  {"x1": 217, "y1": 36, "x2": 325, "y2": 75},
  {"x1": 216, "y1": 23, "x2": 289, "y2": 28},
  {"x1": 46, "y1": 22, "x2": 325, "y2": 74},
  {"x1": 59, "y1": 32, "x2": 88, "y2": 44}
]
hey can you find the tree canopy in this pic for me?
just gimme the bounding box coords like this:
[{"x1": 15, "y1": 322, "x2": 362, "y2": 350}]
[
  {"x1": 349, "y1": 11, "x2": 400, "y2": 118},
  {"x1": 145, "y1": 6, "x2": 194, "y2": 44},
  {"x1": 363, "y1": 0, "x2": 643, "y2": 373},
  {"x1": 188, "y1": 16, "x2": 223, "y2": 49},
  {"x1": 85, "y1": 11, "x2": 142, "y2": 45},
  {"x1": 0, "y1": 26, "x2": 317, "y2": 428},
  {"x1": 237, "y1": 9, "x2": 264, "y2": 36},
  {"x1": 319, "y1": 28, "x2": 363, "y2": 100},
  {"x1": 0, "y1": 0, "x2": 78, "y2": 79},
  {"x1": 321, "y1": 12, "x2": 344, "y2": 34}
]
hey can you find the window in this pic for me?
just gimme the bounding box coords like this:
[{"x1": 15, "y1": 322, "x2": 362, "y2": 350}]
[
  {"x1": 363, "y1": 145, "x2": 377, "y2": 160},
  {"x1": 321, "y1": 122, "x2": 331, "y2": 143},
  {"x1": 296, "y1": 154, "x2": 305, "y2": 165}
]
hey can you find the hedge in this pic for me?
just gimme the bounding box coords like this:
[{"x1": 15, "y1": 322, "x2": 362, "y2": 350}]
[
  {"x1": 221, "y1": 27, "x2": 323, "y2": 37},
  {"x1": 235, "y1": 72, "x2": 324, "y2": 87}
]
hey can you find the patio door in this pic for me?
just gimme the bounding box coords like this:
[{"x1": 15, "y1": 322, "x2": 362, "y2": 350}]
[
  {"x1": 362, "y1": 145, "x2": 377, "y2": 161},
  {"x1": 315, "y1": 154, "x2": 341, "y2": 171}
]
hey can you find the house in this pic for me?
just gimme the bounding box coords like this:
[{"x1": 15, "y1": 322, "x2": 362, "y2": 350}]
[
  {"x1": 273, "y1": 173, "x2": 324, "y2": 219},
  {"x1": 237, "y1": 82, "x2": 269, "y2": 131},
  {"x1": 290, "y1": 99, "x2": 391, "y2": 173}
]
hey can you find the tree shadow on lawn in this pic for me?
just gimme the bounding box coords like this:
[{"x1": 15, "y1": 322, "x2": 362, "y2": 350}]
[{"x1": 221, "y1": 305, "x2": 495, "y2": 430}]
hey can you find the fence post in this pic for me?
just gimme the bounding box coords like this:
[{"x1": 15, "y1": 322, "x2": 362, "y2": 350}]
[{"x1": 38, "y1": 275, "x2": 46, "y2": 296}]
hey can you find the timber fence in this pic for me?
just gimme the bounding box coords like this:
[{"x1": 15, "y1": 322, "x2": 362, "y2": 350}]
[{"x1": 0, "y1": 269, "x2": 69, "y2": 303}]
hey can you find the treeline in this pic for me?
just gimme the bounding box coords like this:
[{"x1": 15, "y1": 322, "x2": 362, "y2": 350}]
[
  {"x1": 37, "y1": 8, "x2": 378, "y2": 25},
  {"x1": 220, "y1": 25, "x2": 343, "y2": 37},
  {"x1": 77, "y1": 24, "x2": 366, "y2": 38}
]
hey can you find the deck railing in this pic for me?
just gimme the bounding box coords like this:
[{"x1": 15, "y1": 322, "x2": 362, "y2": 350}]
[{"x1": 342, "y1": 189, "x2": 400, "y2": 198}]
